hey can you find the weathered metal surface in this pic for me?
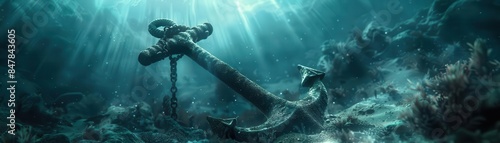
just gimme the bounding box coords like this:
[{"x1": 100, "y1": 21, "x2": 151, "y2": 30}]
[{"x1": 138, "y1": 19, "x2": 328, "y2": 141}]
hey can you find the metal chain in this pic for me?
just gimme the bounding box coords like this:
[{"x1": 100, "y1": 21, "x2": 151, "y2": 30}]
[
  {"x1": 169, "y1": 54, "x2": 183, "y2": 120},
  {"x1": 158, "y1": 25, "x2": 186, "y2": 120}
]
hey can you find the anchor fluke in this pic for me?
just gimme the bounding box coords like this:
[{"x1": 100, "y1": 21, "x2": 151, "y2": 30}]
[
  {"x1": 298, "y1": 64, "x2": 325, "y2": 87},
  {"x1": 206, "y1": 65, "x2": 328, "y2": 141}
]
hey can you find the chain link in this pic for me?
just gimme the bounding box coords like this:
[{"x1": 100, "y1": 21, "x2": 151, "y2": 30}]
[
  {"x1": 157, "y1": 25, "x2": 185, "y2": 120},
  {"x1": 169, "y1": 54, "x2": 183, "y2": 120}
]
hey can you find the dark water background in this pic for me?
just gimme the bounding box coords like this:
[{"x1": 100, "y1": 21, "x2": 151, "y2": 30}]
[
  {"x1": 0, "y1": 0, "x2": 432, "y2": 118},
  {"x1": 4, "y1": 1, "x2": 500, "y2": 142}
]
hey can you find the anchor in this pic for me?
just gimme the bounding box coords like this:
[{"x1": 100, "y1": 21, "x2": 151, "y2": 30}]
[{"x1": 138, "y1": 19, "x2": 328, "y2": 141}]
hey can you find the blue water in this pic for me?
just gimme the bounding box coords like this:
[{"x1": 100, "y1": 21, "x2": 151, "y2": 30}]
[{"x1": 2, "y1": 0, "x2": 500, "y2": 142}]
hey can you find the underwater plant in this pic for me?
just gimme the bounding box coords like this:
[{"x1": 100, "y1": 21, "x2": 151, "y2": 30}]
[
  {"x1": 18, "y1": 126, "x2": 38, "y2": 143},
  {"x1": 401, "y1": 38, "x2": 500, "y2": 140}
]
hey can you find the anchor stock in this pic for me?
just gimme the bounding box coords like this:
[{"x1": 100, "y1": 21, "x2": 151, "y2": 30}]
[{"x1": 138, "y1": 19, "x2": 212, "y2": 66}]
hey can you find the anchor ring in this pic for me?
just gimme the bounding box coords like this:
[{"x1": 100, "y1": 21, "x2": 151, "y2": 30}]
[{"x1": 148, "y1": 19, "x2": 176, "y2": 38}]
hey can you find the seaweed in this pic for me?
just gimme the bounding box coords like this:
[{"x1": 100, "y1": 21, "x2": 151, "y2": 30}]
[
  {"x1": 401, "y1": 39, "x2": 500, "y2": 140},
  {"x1": 18, "y1": 126, "x2": 39, "y2": 143}
]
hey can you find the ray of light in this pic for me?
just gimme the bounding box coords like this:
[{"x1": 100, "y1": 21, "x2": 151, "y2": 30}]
[{"x1": 10, "y1": 0, "x2": 336, "y2": 90}]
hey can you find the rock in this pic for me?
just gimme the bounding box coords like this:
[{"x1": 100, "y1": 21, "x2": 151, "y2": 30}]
[
  {"x1": 53, "y1": 92, "x2": 84, "y2": 108},
  {"x1": 430, "y1": 0, "x2": 457, "y2": 15},
  {"x1": 67, "y1": 92, "x2": 106, "y2": 117},
  {"x1": 100, "y1": 124, "x2": 144, "y2": 143},
  {"x1": 154, "y1": 114, "x2": 207, "y2": 140},
  {"x1": 105, "y1": 102, "x2": 155, "y2": 132},
  {"x1": 317, "y1": 39, "x2": 370, "y2": 79},
  {"x1": 437, "y1": 0, "x2": 500, "y2": 43},
  {"x1": 18, "y1": 94, "x2": 63, "y2": 126}
]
